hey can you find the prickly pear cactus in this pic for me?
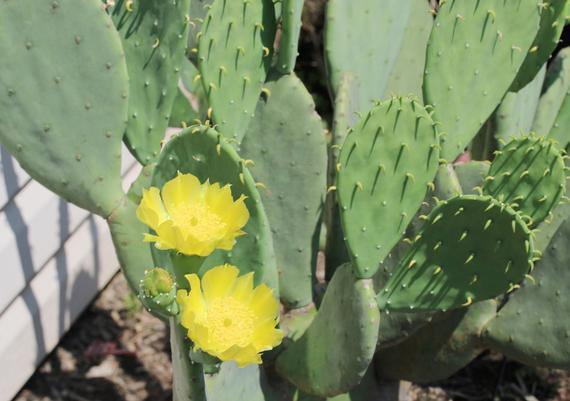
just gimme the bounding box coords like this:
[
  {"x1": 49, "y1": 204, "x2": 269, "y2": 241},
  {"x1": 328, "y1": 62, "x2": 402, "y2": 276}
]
[
  {"x1": 5, "y1": 0, "x2": 570, "y2": 399},
  {"x1": 324, "y1": 0, "x2": 412, "y2": 109},
  {"x1": 376, "y1": 300, "x2": 497, "y2": 383},
  {"x1": 276, "y1": 264, "x2": 380, "y2": 397},
  {"x1": 0, "y1": 0, "x2": 128, "y2": 216},
  {"x1": 378, "y1": 195, "x2": 534, "y2": 311},
  {"x1": 337, "y1": 96, "x2": 439, "y2": 278},
  {"x1": 109, "y1": 0, "x2": 190, "y2": 165},
  {"x1": 493, "y1": 65, "x2": 546, "y2": 145},
  {"x1": 482, "y1": 135, "x2": 566, "y2": 226},
  {"x1": 150, "y1": 126, "x2": 278, "y2": 289},
  {"x1": 510, "y1": 0, "x2": 569, "y2": 92},
  {"x1": 482, "y1": 215, "x2": 570, "y2": 369},
  {"x1": 533, "y1": 47, "x2": 570, "y2": 146},
  {"x1": 197, "y1": 0, "x2": 276, "y2": 141},
  {"x1": 424, "y1": 0, "x2": 541, "y2": 160},
  {"x1": 240, "y1": 73, "x2": 327, "y2": 308}
]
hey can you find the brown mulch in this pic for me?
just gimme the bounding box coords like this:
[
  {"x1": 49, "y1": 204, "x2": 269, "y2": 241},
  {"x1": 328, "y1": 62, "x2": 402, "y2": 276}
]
[{"x1": 15, "y1": 274, "x2": 172, "y2": 401}]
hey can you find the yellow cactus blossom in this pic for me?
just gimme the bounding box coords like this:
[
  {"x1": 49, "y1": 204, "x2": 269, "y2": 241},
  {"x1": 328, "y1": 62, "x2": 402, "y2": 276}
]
[
  {"x1": 176, "y1": 264, "x2": 284, "y2": 367},
  {"x1": 136, "y1": 172, "x2": 249, "y2": 257}
]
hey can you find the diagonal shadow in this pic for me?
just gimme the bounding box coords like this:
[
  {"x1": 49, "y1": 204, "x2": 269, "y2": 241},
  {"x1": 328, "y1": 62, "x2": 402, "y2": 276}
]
[{"x1": 1, "y1": 147, "x2": 46, "y2": 363}]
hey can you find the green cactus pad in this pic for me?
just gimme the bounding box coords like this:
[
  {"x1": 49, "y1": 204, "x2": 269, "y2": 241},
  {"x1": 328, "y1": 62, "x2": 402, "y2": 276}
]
[
  {"x1": 325, "y1": 73, "x2": 361, "y2": 278},
  {"x1": 482, "y1": 135, "x2": 566, "y2": 227},
  {"x1": 108, "y1": 195, "x2": 155, "y2": 298},
  {"x1": 277, "y1": 0, "x2": 304, "y2": 73},
  {"x1": 482, "y1": 215, "x2": 570, "y2": 369},
  {"x1": 377, "y1": 195, "x2": 534, "y2": 312},
  {"x1": 533, "y1": 48, "x2": 570, "y2": 147},
  {"x1": 424, "y1": 0, "x2": 541, "y2": 160},
  {"x1": 324, "y1": 0, "x2": 412, "y2": 109},
  {"x1": 384, "y1": 0, "x2": 433, "y2": 99},
  {"x1": 375, "y1": 236, "x2": 439, "y2": 349},
  {"x1": 337, "y1": 96, "x2": 440, "y2": 278},
  {"x1": 374, "y1": 165, "x2": 461, "y2": 348},
  {"x1": 0, "y1": 0, "x2": 128, "y2": 216},
  {"x1": 376, "y1": 300, "x2": 496, "y2": 383},
  {"x1": 275, "y1": 264, "x2": 380, "y2": 397},
  {"x1": 150, "y1": 126, "x2": 278, "y2": 290},
  {"x1": 109, "y1": 0, "x2": 190, "y2": 165},
  {"x1": 171, "y1": 322, "x2": 207, "y2": 401},
  {"x1": 198, "y1": 0, "x2": 276, "y2": 142},
  {"x1": 169, "y1": 59, "x2": 206, "y2": 128},
  {"x1": 205, "y1": 362, "x2": 276, "y2": 401},
  {"x1": 510, "y1": 0, "x2": 568, "y2": 92},
  {"x1": 454, "y1": 161, "x2": 490, "y2": 195},
  {"x1": 493, "y1": 65, "x2": 546, "y2": 146},
  {"x1": 188, "y1": 0, "x2": 215, "y2": 59},
  {"x1": 240, "y1": 73, "x2": 327, "y2": 308}
]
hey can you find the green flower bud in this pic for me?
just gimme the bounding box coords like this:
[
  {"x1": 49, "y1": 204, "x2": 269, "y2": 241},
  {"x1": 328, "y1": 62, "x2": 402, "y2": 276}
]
[{"x1": 139, "y1": 267, "x2": 179, "y2": 317}]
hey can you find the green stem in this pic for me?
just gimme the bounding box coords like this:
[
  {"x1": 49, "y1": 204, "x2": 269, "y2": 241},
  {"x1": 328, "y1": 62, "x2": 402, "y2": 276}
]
[
  {"x1": 171, "y1": 319, "x2": 208, "y2": 401},
  {"x1": 169, "y1": 255, "x2": 207, "y2": 401}
]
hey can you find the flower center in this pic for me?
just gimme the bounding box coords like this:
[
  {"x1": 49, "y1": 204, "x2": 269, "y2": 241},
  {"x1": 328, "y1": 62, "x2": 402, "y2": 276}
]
[
  {"x1": 206, "y1": 297, "x2": 255, "y2": 350},
  {"x1": 170, "y1": 201, "x2": 227, "y2": 241}
]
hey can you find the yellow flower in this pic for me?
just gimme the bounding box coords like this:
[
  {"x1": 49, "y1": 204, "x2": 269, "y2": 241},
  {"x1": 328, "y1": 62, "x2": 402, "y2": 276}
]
[
  {"x1": 136, "y1": 172, "x2": 249, "y2": 257},
  {"x1": 176, "y1": 264, "x2": 284, "y2": 367}
]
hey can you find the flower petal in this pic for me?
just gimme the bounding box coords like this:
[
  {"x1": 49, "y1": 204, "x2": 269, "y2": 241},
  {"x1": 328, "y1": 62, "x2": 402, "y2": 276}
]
[
  {"x1": 230, "y1": 272, "x2": 254, "y2": 303},
  {"x1": 177, "y1": 274, "x2": 207, "y2": 329},
  {"x1": 161, "y1": 172, "x2": 202, "y2": 216},
  {"x1": 202, "y1": 264, "x2": 240, "y2": 301},
  {"x1": 219, "y1": 345, "x2": 261, "y2": 367},
  {"x1": 136, "y1": 187, "x2": 168, "y2": 230},
  {"x1": 252, "y1": 321, "x2": 284, "y2": 351},
  {"x1": 250, "y1": 284, "x2": 280, "y2": 321},
  {"x1": 154, "y1": 220, "x2": 180, "y2": 250}
]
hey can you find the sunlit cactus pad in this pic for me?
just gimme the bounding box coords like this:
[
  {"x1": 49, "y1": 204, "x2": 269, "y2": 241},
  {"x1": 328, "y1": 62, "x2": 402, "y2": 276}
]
[
  {"x1": 483, "y1": 135, "x2": 566, "y2": 227},
  {"x1": 378, "y1": 195, "x2": 534, "y2": 312},
  {"x1": 337, "y1": 96, "x2": 439, "y2": 278},
  {"x1": 424, "y1": 0, "x2": 541, "y2": 160},
  {"x1": 197, "y1": 0, "x2": 275, "y2": 141}
]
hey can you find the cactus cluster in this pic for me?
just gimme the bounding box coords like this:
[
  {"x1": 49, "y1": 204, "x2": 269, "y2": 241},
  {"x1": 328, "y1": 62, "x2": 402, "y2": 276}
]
[{"x1": 2, "y1": 0, "x2": 570, "y2": 400}]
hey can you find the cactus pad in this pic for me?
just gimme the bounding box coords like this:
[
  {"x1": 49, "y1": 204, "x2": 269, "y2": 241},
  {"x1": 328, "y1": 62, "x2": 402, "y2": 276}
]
[
  {"x1": 454, "y1": 161, "x2": 490, "y2": 195},
  {"x1": 275, "y1": 264, "x2": 380, "y2": 397},
  {"x1": 240, "y1": 73, "x2": 327, "y2": 308},
  {"x1": 376, "y1": 300, "x2": 496, "y2": 383},
  {"x1": 493, "y1": 65, "x2": 546, "y2": 145},
  {"x1": 324, "y1": 0, "x2": 412, "y2": 109},
  {"x1": 110, "y1": 0, "x2": 190, "y2": 165},
  {"x1": 198, "y1": 0, "x2": 276, "y2": 142},
  {"x1": 337, "y1": 96, "x2": 439, "y2": 278},
  {"x1": 325, "y1": 73, "x2": 361, "y2": 278},
  {"x1": 0, "y1": 0, "x2": 128, "y2": 216},
  {"x1": 424, "y1": 0, "x2": 541, "y2": 160},
  {"x1": 482, "y1": 216, "x2": 570, "y2": 369},
  {"x1": 277, "y1": 0, "x2": 304, "y2": 73},
  {"x1": 510, "y1": 0, "x2": 568, "y2": 92},
  {"x1": 384, "y1": 0, "x2": 433, "y2": 99},
  {"x1": 482, "y1": 135, "x2": 566, "y2": 227},
  {"x1": 377, "y1": 195, "x2": 534, "y2": 312},
  {"x1": 533, "y1": 47, "x2": 570, "y2": 147},
  {"x1": 150, "y1": 126, "x2": 278, "y2": 290}
]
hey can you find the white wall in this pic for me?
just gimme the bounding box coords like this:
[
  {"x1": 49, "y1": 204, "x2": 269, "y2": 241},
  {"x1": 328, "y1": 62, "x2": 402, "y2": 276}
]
[{"x1": 0, "y1": 146, "x2": 140, "y2": 401}]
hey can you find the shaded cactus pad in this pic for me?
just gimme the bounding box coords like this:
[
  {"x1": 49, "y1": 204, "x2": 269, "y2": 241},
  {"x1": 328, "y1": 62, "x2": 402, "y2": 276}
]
[{"x1": 377, "y1": 195, "x2": 534, "y2": 312}]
